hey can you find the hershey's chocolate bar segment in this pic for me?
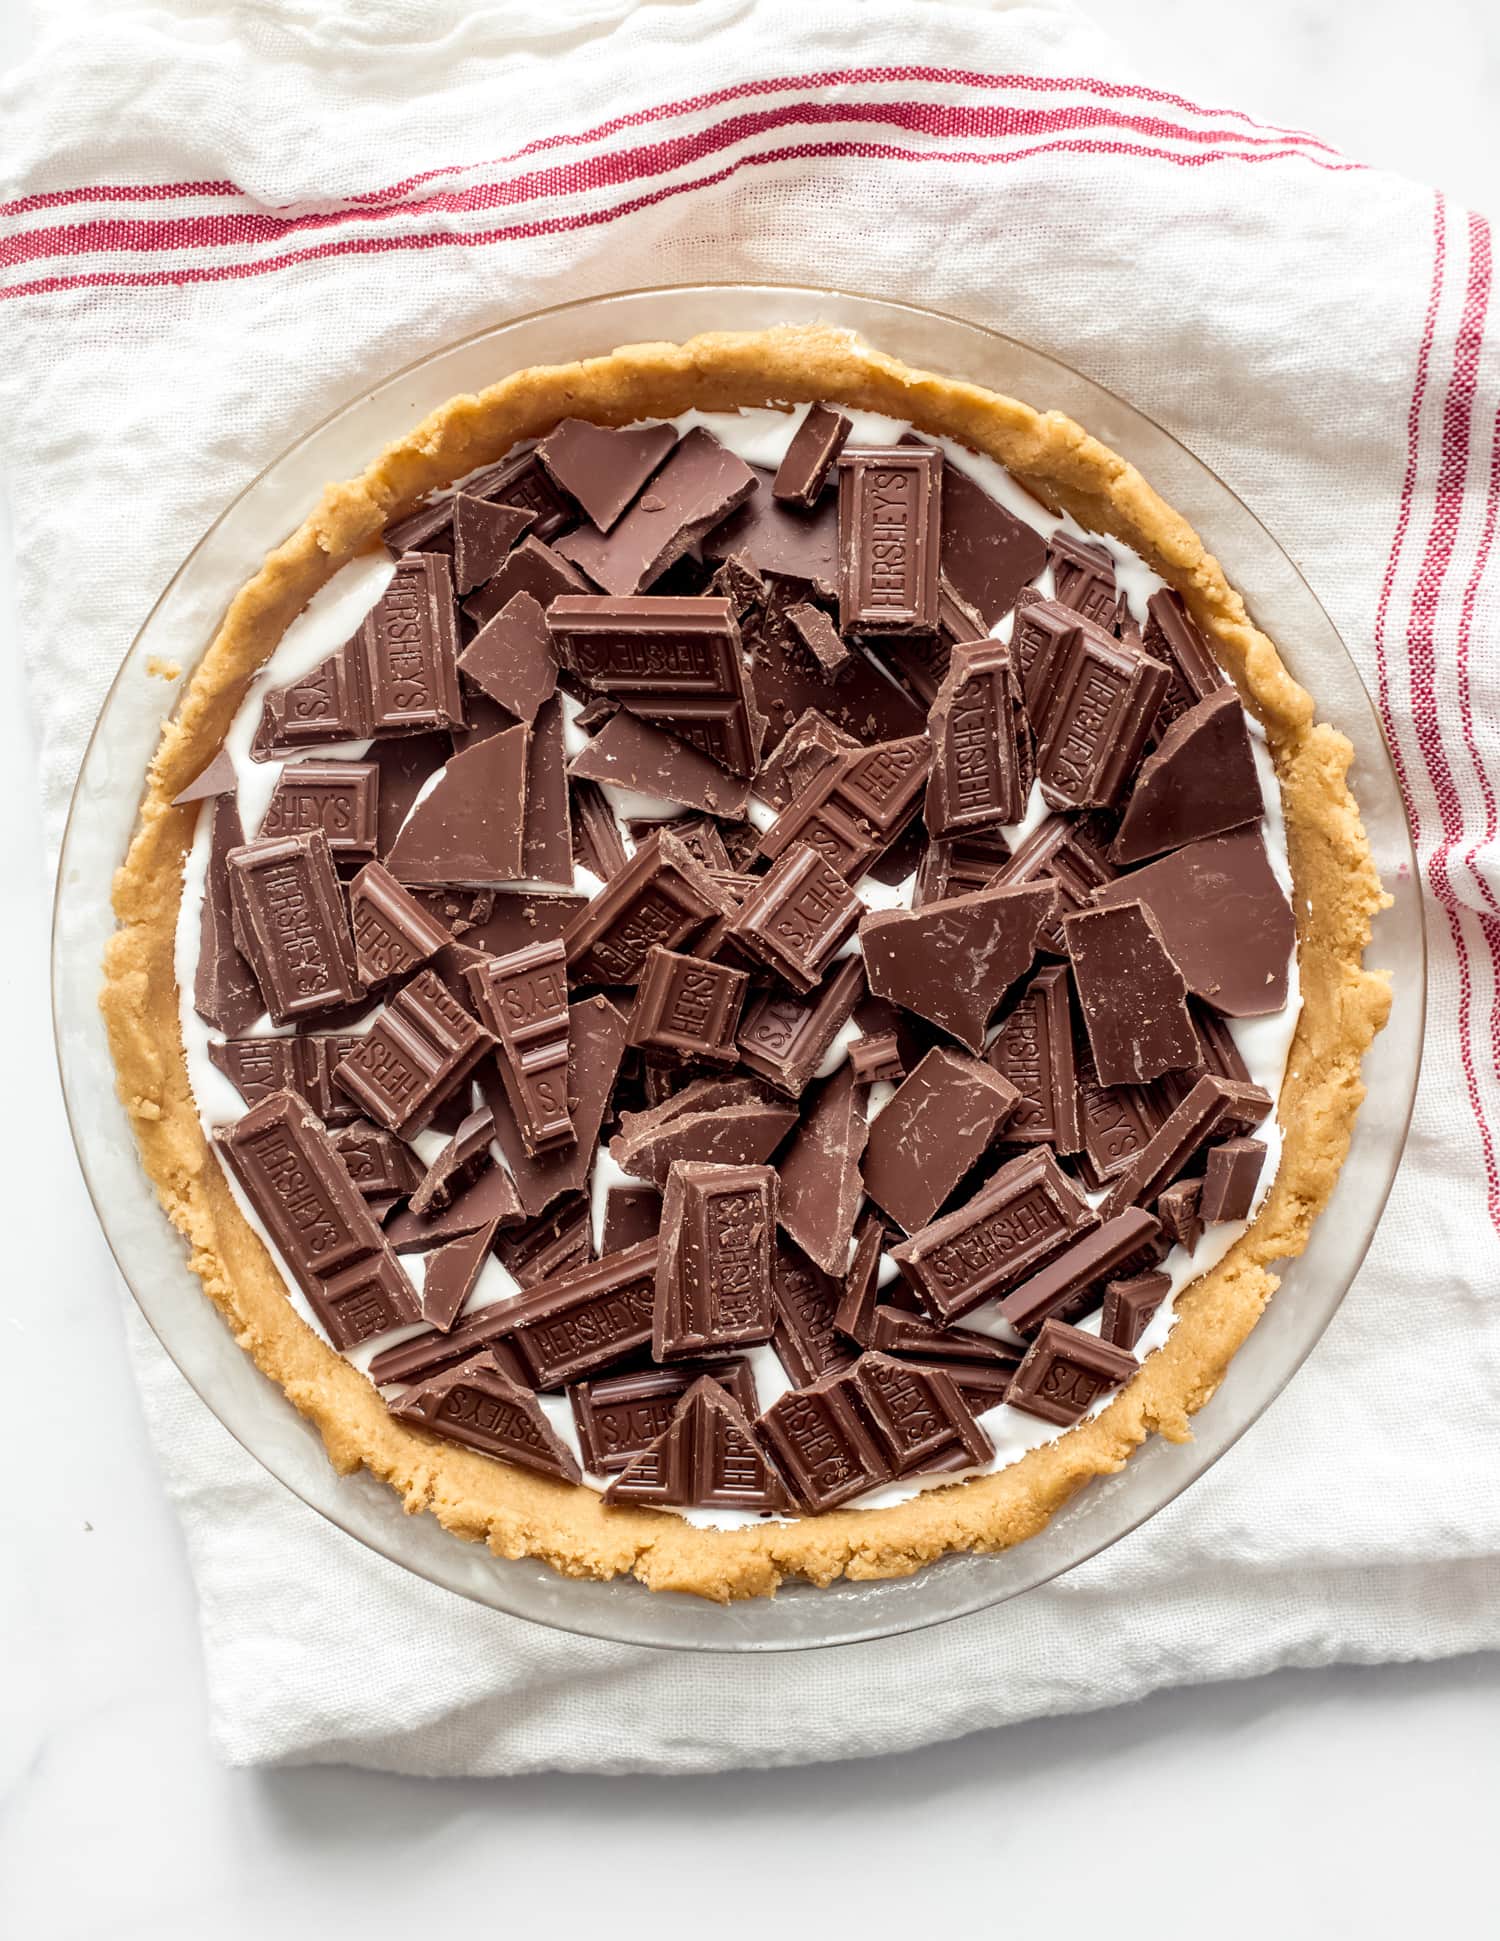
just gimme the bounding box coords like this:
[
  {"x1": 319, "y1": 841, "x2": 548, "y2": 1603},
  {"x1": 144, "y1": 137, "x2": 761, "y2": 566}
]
[
  {"x1": 610, "y1": 1076, "x2": 798, "y2": 1187},
  {"x1": 457, "y1": 590, "x2": 559, "y2": 726},
  {"x1": 1006, "y1": 1318, "x2": 1138, "y2": 1426},
  {"x1": 758, "y1": 732, "x2": 930, "y2": 882},
  {"x1": 730, "y1": 842, "x2": 861, "y2": 993},
  {"x1": 214, "y1": 1091, "x2": 419, "y2": 1349},
  {"x1": 852, "y1": 1352, "x2": 991, "y2": 1475},
  {"x1": 225, "y1": 830, "x2": 365, "y2": 1025},
  {"x1": 209, "y1": 1034, "x2": 361, "y2": 1125},
  {"x1": 349, "y1": 859, "x2": 451, "y2": 985},
  {"x1": 755, "y1": 706, "x2": 856, "y2": 811},
  {"x1": 770, "y1": 1235, "x2": 853, "y2": 1388},
  {"x1": 860, "y1": 880, "x2": 1055, "y2": 1054},
  {"x1": 495, "y1": 1192, "x2": 592, "y2": 1287},
  {"x1": 1033, "y1": 621, "x2": 1171, "y2": 810},
  {"x1": 864, "y1": 1305, "x2": 1019, "y2": 1366},
  {"x1": 1199, "y1": 1136, "x2": 1268, "y2": 1223},
  {"x1": 462, "y1": 448, "x2": 577, "y2": 540},
  {"x1": 466, "y1": 940, "x2": 575, "y2": 1156},
  {"x1": 451, "y1": 495, "x2": 535, "y2": 595},
  {"x1": 195, "y1": 795, "x2": 265, "y2": 1034},
  {"x1": 1099, "y1": 1075, "x2": 1273, "y2": 1221},
  {"x1": 735, "y1": 955, "x2": 865, "y2": 1097},
  {"x1": 986, "y1": 962, "x2": 1081, "y2": 1152},
  {"x1": 1157, "y1": 1177, "x2": 1205, "y2": 1253},
  {"x1": 480, "y1": 993, "x2": 629, "y2": 1218},
  {"x1": 891, "y1": 1146, "x2": 1099, "y2": 1323},
  {"x1": 536, "y1": 417, "x2": 678, "y2": 533},
  {"x1": 776, "y1": 1063, "x2": 869, "y2": 1279},
  {"x1": 554, "y1": 427, "x2": 757, "y2": 596},
  {"x1": 1112, "y1": 686, "x2": 1263, "y2": 865},
  {"x1": 1073, "y1": 1037, "x2": 1178, "y2": 1186},
  {"x1": 998, "y1": 1206, "x2": 1162, "y2": 1333},
  {"x1": 332, "y1": 966, "x2": 489, "y2": 1138},
  {"x1": 495, "y1": 1240, "x2": 659, "y2": 1388},
  {"x1": 1144, "y1": 589, "x2": 1232, "y2": 731},
  {"x1": 1049, "y1": 533, "x2": 1119, "y2": 627},
  {"x1": 353, "y1": 551, "x2": 465, "y2": 734},
  {"x1": 571, "y1": 1359, "x2": 756, "y2": 1474},
  {"x1": 653, "y1": 1160, "x2": 777, "y2": 1360},
  {"x1": 1010, "y1": 596, "x2": 1081, "y2": 721},
  {"x1": 861, "y1": 1047, "x2": 1019, "y2": 1236},
  {"x1": 563, "y1": 828, "x2": 723, "y2": 986},
  {"x1": 924, "y1": 640, "x2": 1032, "y2": 836},
  {"x1": 253, "y1": 643, "x2": 368, "y2": 756},
  {"x1": 773, "y1": 403, "x2": 852, "y2": 509},
  {"x1": 849, "y1": 1031, "x2": 903, "y2": 1085},
  {"x1": 995, "y1": 812, "x2": 1118, "y2": 955},
  {"x1": 331, "y1": 1118, "x2": 421, "y2": 1197},
  {"x1": 758, "y1": 1370, "x2": 892, "y2": 1512},
  {"x1": 605, "y1": 1376, "x2": 790, "y2": 1512},
  {"x1": 626, "y1": 946, "x2": 747, "y2": 1067},
  {"x1": 392, "y1": 1354, "x2": 582, "y2": 1484},
  {"x1": 1100, "y1": 1270, "x2": 1170, "y2": 1351},
  {"x1": 836, "y1": 446, "x2": 942, "y2": 635},
  {"x1": 384, "y1": 719, "x2": 530, "y2": 886},
  {"x1": 1064, "y1": 898, "x2": 1198, "y2": 1087}
]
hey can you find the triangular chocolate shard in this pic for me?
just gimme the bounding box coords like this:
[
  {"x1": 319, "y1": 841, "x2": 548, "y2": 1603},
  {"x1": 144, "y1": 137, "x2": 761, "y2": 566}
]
[
  {"x1": 536, "y1": 418, "x2": 678, "y2": 533},
  {"x1": 386, "y1": 720, "x2": 530, "y2": 885},
  {"x1": 391, "y1": 1352, "x2": 581, "y2": 1483},
  {"x1": 348, "y1": 859, "x2": 452, "y2": 986},
  {"x1": 464, "y1": 534, "x2": 592, "y2": 630},
  {"x1": 194, "y1": 795, "x2": 265, "y2": 1033},
  {"x1": 609, "y1": 1077, "x2": 799, "y2": 1187},
  {"x1": 172, "y1": 748, "x2": 236, "y2": 806},
  {"x1": 1091, "y1": 829, "x2": 1294, "y2": 1017},
  {"x1": 407, "y1": 1105, "x2": 496, "y2": 1216},
  {"x1": 776, "y1": 1063, "x2": 868, "y2": 1277},
  {"x1": 451, "y1": 495, "x2": 535, "y2": 595},
  {"x1": 553, "y1": 429, "x2": 757, "y2": 596},
  {"x1": 387, "y1": 1159, "x2": 521, "y2": 1253},
  {"x1": 1112, "y1": 688, "x2": 1262, "y2": 864},
  {"x1": 519, "y1": 696, "x2": 573, "y2": 884},
  {"x1": 701, "y1": 467, "x2": 840, "y2": 591},
  {"x1": 859, "y1": 880, "x2": 1056, "y2": 1053},
  {"x1": 567, "y1": 707, "x2": 751, "y2": 818},
  {"x1": 604, "y1": 1376, "x2": 790, "y2": 1511},
  {"x1": 418, "y1": 1217, "x2": 501, "y2": 1331},
  {"x1": 457, "y1": 590, "x2": 558, "y2": 725}
]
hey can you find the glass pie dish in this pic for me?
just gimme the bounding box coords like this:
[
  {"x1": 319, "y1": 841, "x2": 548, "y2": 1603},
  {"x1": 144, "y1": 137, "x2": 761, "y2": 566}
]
[{"x1": 52, "y1": 284, "x2": 1425, "y2": 1651}]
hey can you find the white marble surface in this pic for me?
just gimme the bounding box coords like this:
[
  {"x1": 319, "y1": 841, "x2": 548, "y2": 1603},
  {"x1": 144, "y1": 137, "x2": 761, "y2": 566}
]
[{"x1": 3, "y1": 4, "x2": 1498, "y2": 1936}]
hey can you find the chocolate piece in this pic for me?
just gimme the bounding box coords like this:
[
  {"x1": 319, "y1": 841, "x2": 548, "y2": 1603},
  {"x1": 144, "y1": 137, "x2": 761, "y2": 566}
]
[
  {"x1": 860, "y1": 880, "x2": 1055, "y2": 1054},
  {"x1": 172, "y1": 749, "x2": 236, "y2": 806},
  {"x1": 627, "y1": 946, "x2": 747, "y2": 1067},
  {"x1": 653, "y1": 816, "x2": 731, "y2": 872},
  {"x1": 348, "y1": 859, "x2": 451, "y2": 985},
  {"x1": 554, "y1": 428, "x2": 756, "y2": 596},
  {"x1": 209, "y1": 1034, "x2": 361, "y2": 1126},
  {"x1": 758, "y1": 1370, "x2": 891, "y2": 1512},
  {"x1": 392, "y1": 1353, "x2": 581, "y2": 1483},
  {"x1": 745, "y1": 577, "x2": 927, "y2": 755},
  {"x1": 880, "y1": 615, "x2": 954, "y2": 709},
  {"x1": 932, "y1": 1356, "x2": 1024, "y2": 1416},
  {"x1": 1091, "y1": 829, "x2": 1295, "y2": 1016},
  {"x1": 924, "y1": 641, "x2": 1032, "y2": 836},
  {"x1": 354, "y1": 552, "x2": 465, "y2": 734},
  {"x1": 516, "y1": 697, "x2": 573, "y2": 887},
  {"x1": 452, "y1": 497, "x2": 535, "y2": 595},
  {"x1": 833, "y1": 1214, "x2": 885, "y2": 1345},
  {"x1": 463, "y1": 534, "x2": 592, "y2": 630},
  {"x1": 385, "y1": 720, "x2": 530, "y2": 885},
  {"x1": 836, "y1": 447, "x2": 941, "y2": 635},
  {"x1": 1099, "y1": 1075, "x2": 1273, "y2": 1221},
  {"x1": 214, "y1": 1091, "x2": 419, "y2": 1349},
  {"x1": 536, "y1": 417, "x2": 678, "y2": 532},
  {"x1": 457, "y1": 590, "x2": 558, "y2": 725},
  {"x1": 787, "y1": 601, "x2": 851, "y2": 676},
  {"x1": 707, "y1": 549, "x2": 769, "y2": 624},
  {"x1": 368, "y1": 732, "x2": 453, "y2": 858},
  {"x1": 1113, "y1": 688, "x2": 1263, "y2": 865},
  {"x1": 936, "y1": 459, "x2": 1048, "y2": 627},
  {"x1": 1033, "y1": 622, "x2": 1171, "y2": 810},
  {"x1": 1144, "y1": 589, "x2": 1231, "y2": 730},
  {"x1": 853, "y1": 1353, "x2": 991, "y2": 1475},
  {"x1": 1005, "y1": 1318, "x2": 1138, "y2": 1426},
  {"x1": 406, "y1": 1105, "x2": 497, "y2": 1217},
  {"x1": 605, "y1": 1376, "x2": 790, "y2": 1511},
  {"x1": 1156, "y1": 1178, "x2": 1205, "y2": 1253},
  {"x1": 547, "y1": 594, "x2": 762, "y2": 779},
  {"x1": 995, "y1": 812, "x2": 1119, "y2": 955},
  {"x1": 769, "y1": 1236, "x2": 853, "y2": 1387},
  {"x1": 1064, "y1": 899, "x2": 1198, "y2": 1086},
  {"x1": 913, "y1": 832, "x2": 1010, "y2": 909},
  {"x1": 600, "y1": 1183, "x2": 662, "y2": 1255},
  {"x1": 481, "y1": 994, "x2": 629, "y2": 1218},
  {"x1": 571, "y1": 1359, "x2": 756, "y2": 1474},
  {"x1": 462, "y1": 449, "x2": 576, "y2": 542},
  {"x1": 1074, "y1": 1041, "x2": 1178, "y2": 1187},
  {"x1": 754, "y1": 706, "x2": 856, "y2": 811},
  {"x1": 383, "y1": 497, "x2": 457, "y2": 556},
  {"x1": 467, "y1": 941, "x2": 574, "y2": 1156},
  {"x1": 194, "y1": 795, "x2": 264, "y2": 1033},
  {"x1": 253, "y1": 642, "x2": 367, "y2": 755},
  {"x1": 729, "y1": 842, "x2": 861, "y2": 993},
  {"x1": 331, "y1": 1119, "x2": 421, "y2": 1198},
  {"x1": 495, "y1": 1240, "x2": 658, "y2": 1388},
  {"x1": 1049, "y1": 533, "x2": 1119, "y2": 627},
  {"x1": 495, "y1": 1193, "x2": 593, "y2": 1287},
  {"x1": 862, "y1": 1049, "x2": 1019, "y2": 1234},
  {"x1": 758, "y1": 733, "x2": 930, "y2": 882},
  {"x1": 891, "y1": 1147, "x2": 1099, "y2": 1323},
  {"x1": 568, "y1": 707, "x2": 751, "y2": 818},
  {"x1": 570, "y1": 778, "x2": 630, "y2": 882},
  {"x1": 735, "y1": 955, "x2": 865, "y2": 1097},
  {"x1": 998, "y1": 1206, "x2": 1162, "y2": 1333},
  {"x1": 653, "y1": 1160, "x2": 776, "y2": 1360},
  {"x1": 1185, "y1": 998, "x2": 1252, "y2": 1086},
  {"x1": 563, "y1": 828, "x2": 722, "y2": 986},
  {"x1": 418, "y1": 1218, "x2": 500, "y2": 1332},
  {"x1": 777, "y1": 1063, "x2": 869, "y2": 1277},
  {"x1": 702, "y1": 468, "x2": 840, "y2": 591},
  {"x1": 1009, "y1": 597, "x2": 1081, "y2": 720},
  {"x1": 609, "y1": 1075, "x2": 798, "y2": 1187},
  {"x1": 865, "y1": 1306, "x2": 1020, "y2": 1366},
  {"x1": 333, "y1": 967, "x2": 490, "y2": 1138},
  {"x1": 849, "y1": 1032, "x2": 903, "y2": 1085},
  {"x1": 773, "y1": 404, "x2": 851, "y2": 509},
  {"x1": 1199, "y1": 1136, "x2": 1268, "y2": 1223},
  {"x1": 225, "y1": 830, "x2": 364, "y2": 1025},
  {"x1": 458, "y1": 888, "x2": 586, "y2": 957},
  {"x1": 986, "y1": 963, "x2": 1081, "y2": 1153},
  {"x1": 1100, "y1": 1270, "x2": 1170, "y2": 1350}
]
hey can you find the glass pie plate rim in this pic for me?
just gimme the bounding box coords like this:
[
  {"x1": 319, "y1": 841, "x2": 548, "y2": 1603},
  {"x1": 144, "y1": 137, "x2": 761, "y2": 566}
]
[{"x1": 51, "y1": 282, "x2": 1425, "y2": 1654}]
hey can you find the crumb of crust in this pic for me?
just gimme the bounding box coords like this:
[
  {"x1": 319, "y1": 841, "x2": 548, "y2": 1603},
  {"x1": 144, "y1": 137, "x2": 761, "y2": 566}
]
[{"x1": 145, "y1": 656, "x2": 181, "y2": 681}]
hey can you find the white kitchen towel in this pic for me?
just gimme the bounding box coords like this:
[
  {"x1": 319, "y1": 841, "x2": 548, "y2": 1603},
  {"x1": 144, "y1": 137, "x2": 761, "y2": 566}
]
[{"x1": 4, "y1": 0, "x2": 1499, "y2": 1775}]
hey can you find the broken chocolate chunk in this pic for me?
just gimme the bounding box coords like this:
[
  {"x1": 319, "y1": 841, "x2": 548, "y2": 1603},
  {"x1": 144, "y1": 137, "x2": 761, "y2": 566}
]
[
  {"x1": 787, "y1": 600, "x2": 851, "y2": 676},
  {"x1": 773, "y1": 404, "x2": 852, "y2": 509},
  {"x1": 332, "y1": 966, "x2": 489, "y2": 1138},
  {"x1": 570, "y1": 1359, "x2": 755, "y2": 1475},
  {"x1": 195, "y1": 794, "x2": 264, "y2": 1034},
  {"x1": 1005, "y1": 1318, "x2": 1138, "y2": 1426},
  {"x1": 1156, "y1": 1177, "x2": 1205, "y2": 1253},
  {"x1": 554, "y1": 427, "x2": 756, "y2": 596},
  {"x1": 735, "y1": 955, "x2": 865, "y2": 1097},
  {"x1": 463, "y1": 534, "x2": 591, "y2": 630},
  {"x1": 392, "y1": 1353, "x2": 581, "y2": 1483},
  {"x1": 385, "y1": 720, "x2": 530, "y2": 886},
  {"x1": 758, "y1": 732, "x2": 930, "y2": 882},
  {"x1": 985, "y1": 963, "x2": 1081, "y2": 1153},
  {"x1": 466, "y1": 940, "x2": 574, "y2": 1156},
  {"x1": 1098, "y1": 1075, "x2": 1272, "y2": 1221},
  {"x1": 627, "y1": 946, "x2": 747, "y2": 1067},
  {"x1": 1064, "y1": 898, "x2": 1198, "y2": 1087},
  {"x1": 452, "y1": 496, "x2": 535, "y2": 595},
  {"x1": 936, "y1": 459, "x2": 1048, "y2": 628},
  {"x1": 654, "y1": 1160, "x2": 777, "y2": 1360},
  {"x1": 924, "y1": 640, "x2": 1032, "y2": 836},
  {"x1": 729, "y1": 842, "x2": 862, "y2": 992},
  {"x1": 849, "y1": 1031, "x2": 903, "y2": 1086},
  {"x1": 610, "y1": 1075, "x2": 798, "y2": 1187},
  {"x1": 1049, "y1": 533, "x2": 1119, "y2": 627},
  {"x1": 481, "y1": 993, "x2": 629, "y2": 1218},
  {"x1": 605, "y1": 1376, "x2": 790, "y2": 1511},
  {"x1": 998, "y1": 1206, "x2": 1162, "y2": 1333},
  {"x1": 861, "y1": 1048, "x2": 1019, "y2": 1235},
  {"x1": 418, "y1": 1218, "x2": 500, "y2": 1332},
  {"x1": 1144, "y1": 589, "x2": 1231, "y2": 731},
  {"x1": 1099, "y1": 1270, "x2": 1170, "y2": 1351},
  {"x1": 172, "y1": 748, "x2": 237, "y2": 807},
  {"x1": 536, "y1": 417, "x2": 677, "y2": 533},
  {"x1": 1199, "y1": 1136, "x2": 1268, "y2": 1223},
  {"x1": 1112, "y1": 687, "x2": 1263, "y2": 864},
  {"x1": 859, "y1": 879, "x2": 1055, "y2": 1053},
  {"x1": 777, "y1": 1063, "x2": 869, "y2": 1277},
  {"x1": 567, "y1": 707, "x2": 751, "y2": 819},
  {"x1": 457, "y1": 590, "x2": 558, "y2": 726},
  {"x1": 348, "y1": 859, "x2": 451, "y2": 986}
]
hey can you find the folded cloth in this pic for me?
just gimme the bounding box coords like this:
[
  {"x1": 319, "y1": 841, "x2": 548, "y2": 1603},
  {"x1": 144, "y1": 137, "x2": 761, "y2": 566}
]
[{"x1": 4, "y1": 0, "x2": 1498, "y2": 1774}]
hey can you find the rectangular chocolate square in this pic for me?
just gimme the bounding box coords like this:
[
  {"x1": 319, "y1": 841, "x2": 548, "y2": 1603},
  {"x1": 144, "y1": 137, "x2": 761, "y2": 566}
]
[
  {"x1": 654, "y1": 1161, "x2": 777, "y2": 1360},
  {"x1": 466, "y1": 940, "x2": 574, "y2": 1156},
  {"x1": 836, "y1": 448, "x2": 941, "y2": 635},
  {"x1": 495, "y1": 1241, "x2": 659, "y2": 1388},
  {"x1": 225, "y1": 830, "x2": 365, "y2": 1026},
  {"x1": 332, "y1": 966, "x2": 489, "y2": 1138},
  {"x1": 259, "y1": 760, "x2": 378, "y2": 856},
  {"x1": 729, "y1": 842, "x2": 861, "y2": 993},
  {"x1": 757, "y1": 732, "x2": 930, "y2": 882},
  {"x1": 1033, "y1": 621, "x2": 1171, "y2": 810},
  {"x1": 627, "y1": 946, "x2": 747, "y2": 1066},
  {"x1": 563, "y1": 829, "x2": 723, "y2": 987},
  {"x1": 353, "y1": 551, "x2": 464, "y2": 734},
  {"x1": 735, "y1": 956, "x2": 865, "y2": 1097}
]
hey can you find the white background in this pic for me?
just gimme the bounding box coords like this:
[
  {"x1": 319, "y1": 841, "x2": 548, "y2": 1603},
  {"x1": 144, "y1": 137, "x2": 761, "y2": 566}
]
[{"x1": 3, "y1": 4, "x2": 1498, "y2": 1935}]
